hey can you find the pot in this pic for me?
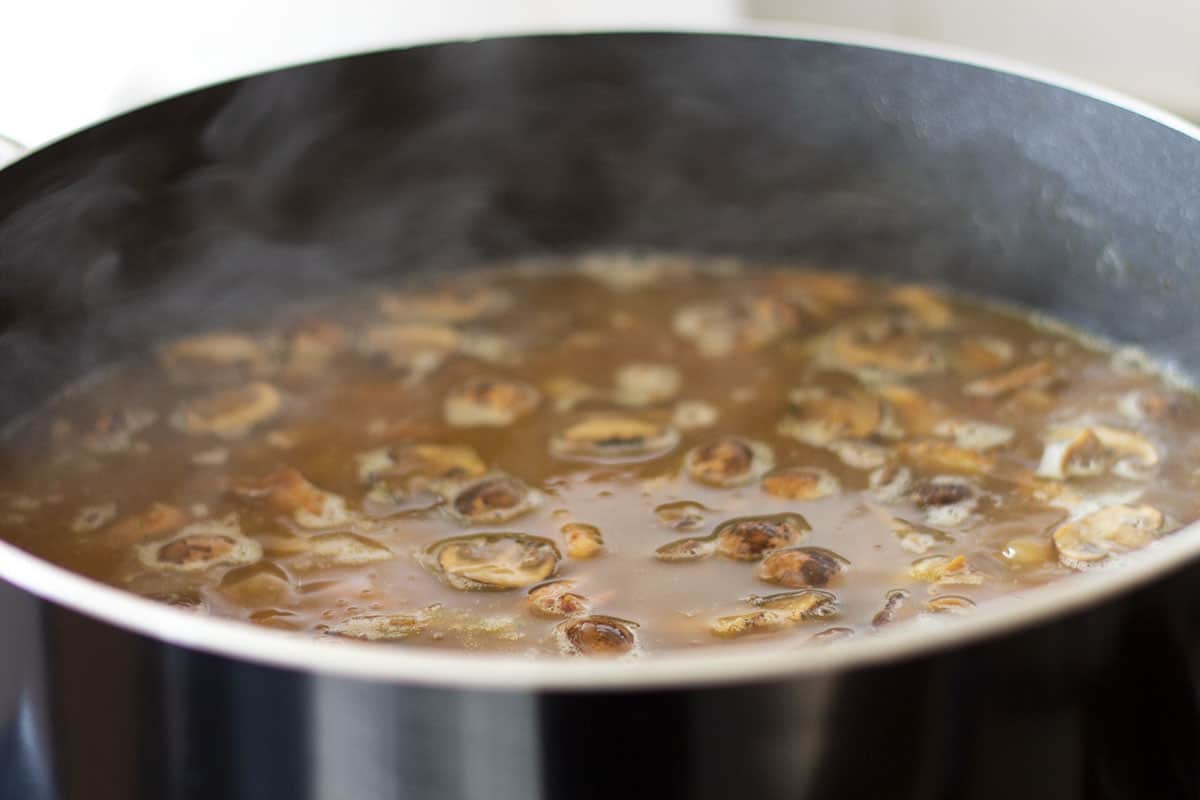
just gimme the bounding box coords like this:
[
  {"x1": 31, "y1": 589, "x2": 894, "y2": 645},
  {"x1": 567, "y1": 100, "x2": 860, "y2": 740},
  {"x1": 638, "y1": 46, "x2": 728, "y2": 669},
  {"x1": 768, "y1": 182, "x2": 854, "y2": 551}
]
[{"x1": 2, "y1": 29, "x2": 1199, "y2": 800}]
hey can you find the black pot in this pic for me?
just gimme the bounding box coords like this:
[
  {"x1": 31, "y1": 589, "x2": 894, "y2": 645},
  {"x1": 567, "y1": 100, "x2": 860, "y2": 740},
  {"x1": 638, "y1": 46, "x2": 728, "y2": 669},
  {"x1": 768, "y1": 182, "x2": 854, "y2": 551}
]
[{"x1": 2, "y1": 31, "x2": 1199, "y2": 800}]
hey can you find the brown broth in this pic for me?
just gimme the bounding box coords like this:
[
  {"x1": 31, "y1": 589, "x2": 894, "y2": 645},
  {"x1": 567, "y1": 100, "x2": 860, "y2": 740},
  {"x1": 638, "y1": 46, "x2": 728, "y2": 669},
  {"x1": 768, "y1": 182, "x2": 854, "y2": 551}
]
[{"x1": 2, "y1": 255, "x2": 1199, "y2": 656}]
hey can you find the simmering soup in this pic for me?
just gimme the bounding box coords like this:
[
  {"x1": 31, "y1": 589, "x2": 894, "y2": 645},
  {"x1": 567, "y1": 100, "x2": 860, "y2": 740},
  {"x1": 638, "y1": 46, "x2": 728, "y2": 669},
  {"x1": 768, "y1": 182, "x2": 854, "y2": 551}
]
[{"x1": 2, "y1": 256, "x2": 1197, "y2": 656}]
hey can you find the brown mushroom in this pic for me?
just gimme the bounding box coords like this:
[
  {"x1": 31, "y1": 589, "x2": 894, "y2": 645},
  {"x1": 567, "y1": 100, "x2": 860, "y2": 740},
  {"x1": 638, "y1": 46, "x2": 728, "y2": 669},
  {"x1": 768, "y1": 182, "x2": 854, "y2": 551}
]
[
  {"x1": 137, "y1": 517, "x2": 261, "y2": 572},
  {"x1": 685, "y1": 436, "x2": 775, "y2": 488},
  {"x1": 425, "y1": 533, "x2": 560, "y2": 590},
  {"x1": 528, "y1": 580, "x2": 591, "y2": 618},
  {"x1": 232, "y1": 468, "x2": 350, "y2": 529},
  {"x1": 909, "y1": 554, "x2": 985, "y2": 585},
  {"x1": 551, "y1": 416, "x2": 679, "y2": 463},
  {"x1": 445, "y1": 475, "x2": 542, "y2": 525},
  {"x1": 714, "y1": 514, "x2": 810, "y2": 561},
  {"x1": 761, "y1": 467, "x2": 841, "y2": 500},
  {"x1": 444, "y1": 378, "x2": 541, "y2": 427},
  {"x1": 757, "y1": 547, "x2": 848, "y2": 588},
  {"x1": 560, "y1": 523, "x2": 604, "y2": 559},
  {"x1": 172, "y1": 382, "x2": 282, "y2": 438},
  {"x1": 1052, "y1": 504, "x2": 1165, "y2": 569}
]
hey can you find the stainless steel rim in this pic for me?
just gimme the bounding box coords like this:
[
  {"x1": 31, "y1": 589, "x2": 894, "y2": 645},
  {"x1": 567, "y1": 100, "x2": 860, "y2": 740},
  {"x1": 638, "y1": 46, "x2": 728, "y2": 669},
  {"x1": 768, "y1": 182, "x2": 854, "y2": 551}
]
[{"x1": 2, "y1": 24, "x2": 1199, "y2": 690}]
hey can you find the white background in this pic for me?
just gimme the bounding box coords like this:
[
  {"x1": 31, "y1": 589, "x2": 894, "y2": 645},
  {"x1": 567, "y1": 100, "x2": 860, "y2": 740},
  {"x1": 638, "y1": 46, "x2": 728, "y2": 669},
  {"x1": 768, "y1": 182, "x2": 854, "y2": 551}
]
[{"x1": 1, "y1": 1, "x2": 1198, "y2": 149}]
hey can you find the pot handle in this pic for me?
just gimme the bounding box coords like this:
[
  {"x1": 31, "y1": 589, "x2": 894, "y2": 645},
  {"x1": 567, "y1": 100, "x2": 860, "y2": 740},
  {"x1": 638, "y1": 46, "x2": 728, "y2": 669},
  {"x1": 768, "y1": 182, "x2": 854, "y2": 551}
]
[{"x1": 0, "y1": 133, "x2": 28, "y2": 167}]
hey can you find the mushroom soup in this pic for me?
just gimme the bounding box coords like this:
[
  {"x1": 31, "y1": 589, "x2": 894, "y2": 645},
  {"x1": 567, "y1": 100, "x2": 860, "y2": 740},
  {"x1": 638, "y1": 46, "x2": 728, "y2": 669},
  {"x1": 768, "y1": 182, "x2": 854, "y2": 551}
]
[{"x1": 2, "y1": 256, "x2": 1198, "y2": 656}]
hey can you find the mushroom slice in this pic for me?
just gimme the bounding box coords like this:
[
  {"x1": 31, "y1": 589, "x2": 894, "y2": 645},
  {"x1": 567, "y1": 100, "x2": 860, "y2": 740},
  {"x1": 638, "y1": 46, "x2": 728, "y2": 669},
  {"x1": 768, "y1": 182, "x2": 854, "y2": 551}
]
[
  {"x1": 288, "y1": 533, "x2": 393, "y2": 570},
  {"x1": 888, "y1": 516, "x2": 954, "y2": 555},
  {"x1": 757, "y1": 547, "x2": 849, "y2": 588},
  {"x1": 550, "y1": 416, "x2": 679, "y2": 463},
  {"x1": 360, "y1": 323, "x2": 460, "y2": 376},
  {"x1": 1051, "y1": 504, "x2": 1165, "y2": 569},
  {"x1": 869, "y1": 465, "x2": 913, "y2": 503},
  {"x1": 655, "y1": 536, "x2": 718, "y2": 563},
  {"x1": 556, "y1": 615, "x2": 639, "y2": 656},
  {"x1": 105, "y1": 503, "x2": 187, "y2": 546},
  {"x1": 875, "y1": 385, "x2": 947, "y2": 436},
  {"x1": 160, "y1": 332, "x2": 272, "y2": 382},
  {"x1": 672, "y1": 400, "x2": 719, "y2": 430},
  {"x1": 909, "y1": 554, "x2": 985, "y2": 585},
  {"x1": 672, "y1": 296, "x2": 796, "y2": 357},
  {"x1": 356, "y1": 443, "x2": 487, "y2": 496},
  {"x1": 541, "y1": 377, "x2": 599, "y2": 413},
  {"x1": 912, "y1": 476, "x2": 979, "y2": 527},
  {"x1": 1036, "y1": 425, "x2": 1159, "y2": 481},
  {"x1": 654, "y1": 500, "x2": 715, "y2": 531},
  {"x1": 886, "y1": 285, "x2": 955, "y2": 330},
  {"x1": 761, "y1": 466, "x2": 841, "y2": 500},
  {"x1": 425, "y1": 533, "x2": 560, "y2": 591},
  {"x1": 71, "y1": 503, "x2": 117, "y2": 533},
  {"x1": 445, "y1": 475, "x2": 542, "y2": 525},
  {"x1": 871, "y1": 589, "x2": 911, "y2": 626},
  {"x1": 952, "y1": 336, "x2": 1015, "y2": 374},
  {"x1": 613, "y1": 363, "x2": 683, "y2": 407},
  {"x1": 232, "y1": 468, "x2": 350, "y2": 529},
  {"x1": 685, "y1": 436, "x2": 774, "y2": 488},
  {"x1": 824, "y1": 316, "x2": 945, "y2": 379},
  {"x1": 1000, "y1": 537, "x2": 1055, "y2": 569},
  {"x1": 778, "y1": 386, "x2": 885, "y2": 446},
  {"x1": 714, "y1": 513, "x2": 810, "y2": 561},
  {"x1": 710, "y1": 590, "x2": 838, "y2": 639},
  {"x1": 768, "y1": 270, "x2": 867, "y2": 318},
  {"x1": 829, "y1": 440, "x2": 892, "y2": 470},
  {"x1": 444, "y1": 378, "x2": 540, "y2": 427},
  {"x1": 282, "y1": 320, "x2": 347, "y2": 378},
  {"x1": 963, "y1": 359, "x2": 1052, "y2": 398},
  {"x1": 809, "y1": 627, "x2": 857, "y2": 644},
  {"x1": 924, "y1": 595, "x2": 976, "y2": 615},
  {"x1": 82, "y1": 408, "x2": 158, "y2": 454},
  {"x1": 137, "y1": 516, "x2": 261, "y2": 572},
  {"x1": 560, "y1": 523, "x2": 604, "y2": 559},
  {"x1": 899, "y1": 440, "x2": 993, "y2": 475},
  {"x1": 379, "y1": 284, "x2": 511, "y2": 323},
  {"x1": 172, "y1": 381, "x2": 282, "y2": 438},
  {"x1": 219, "y1": 561, "x2": 292, "y2": 606},
  {"x1": 932, "y1": 419, "x2": 1015, "y2": 451},
  {"x1": 528, "y1": 580, "x2": 590, "y2": 618},
  {"x1": 328, "y1": 610, "x2": 433, "y2": 641}
]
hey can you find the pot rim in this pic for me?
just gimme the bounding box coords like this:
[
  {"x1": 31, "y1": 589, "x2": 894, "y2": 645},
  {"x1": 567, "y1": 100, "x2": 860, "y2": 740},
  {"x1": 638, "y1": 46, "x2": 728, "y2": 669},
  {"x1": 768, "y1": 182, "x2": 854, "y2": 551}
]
[{"x1": 2, "y1": 24, "x2": 1199, "y2": 691}]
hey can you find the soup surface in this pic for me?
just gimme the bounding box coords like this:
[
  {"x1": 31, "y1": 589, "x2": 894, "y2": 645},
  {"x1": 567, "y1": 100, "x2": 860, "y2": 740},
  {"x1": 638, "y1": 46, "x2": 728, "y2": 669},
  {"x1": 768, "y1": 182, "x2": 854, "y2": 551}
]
[{"x1": 2, "y1": 256, "x2": 1198, "y2": 656}]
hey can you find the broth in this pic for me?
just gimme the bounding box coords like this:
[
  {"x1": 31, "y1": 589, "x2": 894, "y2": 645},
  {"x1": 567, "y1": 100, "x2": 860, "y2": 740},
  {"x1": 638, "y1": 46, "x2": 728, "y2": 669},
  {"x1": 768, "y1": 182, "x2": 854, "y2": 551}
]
[{"x1": 2, "y1": 256, "x2": 1198, "y2": 656}]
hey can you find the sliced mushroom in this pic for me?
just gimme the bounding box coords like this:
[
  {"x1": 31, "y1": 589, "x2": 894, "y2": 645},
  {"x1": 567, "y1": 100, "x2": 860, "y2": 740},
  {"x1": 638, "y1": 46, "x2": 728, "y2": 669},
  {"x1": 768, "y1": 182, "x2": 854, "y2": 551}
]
[
  {"x1": 823, "y1": 316, "x2": 945, "y2": 379},
  {"x1": 286, "y1": 533, "x2": 393, "y2": 570},
  {"x1": 912, "y1": 476, "x2": 979, "y2": 527},
  {"x1": 360, "y1": 323, "x2": 460, "y2": 376},
  {"x1": 829, "y1": 440, "x2": 892, "y2": 470},
  {"x1": 899, "y1": 440, "x2": 993, "y2": 475},
  {"x1": 1000, "y1": 536, "x2": 1055, "y2": 569},
  {"x1": 232, "y1": 468, "x2": 350, "y2": 529},
  {"x1": 445, "y1": 475, "x2": 542, "y2": 525},
  {"x1": 761, "y1": 467, "x2": 841, "y2": 500},
  {"x1": 550, "y1": 416, "x2": 679, "y2": 463},
  {"x1": 160, "y1": 332, "x2": 272, "y2": 382},
  {"x1": 219, "y1": 561, "x2": 292, "y2": 606},
  {"x1": 778, "y1": 385, "x2": 885, "y2": 446},
  {"x1": 710, "y1": 589, "x2": 838, "y2": 638},
  {"x1": 672, "y1": 296, "x2": 796, "y2": 357},
  {"x1": 444, "y1": 378, "x2": 540, "y2": 427},
  {"x1": 356, "y1": 442, "x2": 487, "y2": 497},
  {"x1": 672, "y1": 400, "x2": 719, "y2": 430},
  {"x1": 379, "y1": 284, "x2": 511, "y2": 322},
  {"x1": 282, "y1": 320, "x2": 347, "y2": 378},
  {"x1": 172, "y1": 381, "x2": 282, "y2": 438},
  {"x1": 952, "y1": 336, "x2": 1015, "y2": 374},
  {"x1": 924, "y1": 595, "x2": 976, "y2": 615},
  {"x1": 932, "y1": 419, "x2": 1015, "y2": 451},
  {"x1": 875, "y1": 385, "x2": 946, "y2": 436},
  {"x1": 963, "y1": 359, "x2": 1052, "y2": 398},
  {"x1": 757, "y1": 547, "x2": 849, "y2": 588},
  {"x1": 1052, "y1": 504, "x2": 1165, "y2": 569},
  {"x1": 560, "y1": 522, "x2": 604, "y2": 559},
  {"x1": 768, "y1": 270, "x2": 867, "y2": 319},
  {"x1": 71, "y1": 502, "x2": 117, "y2": 533},
  {"x1": 137, "y1": 516, "x2": 261, "y2": 572},
  {"x1": 105, "y1": 503, "x2": 187, "y2": 546},
  {"x1": 81, "y1": 408, "x2": 158, "y2": 454},
  {"x1": 556, "y1": 615, "x2": 639, "y2": 656},
  {"x1": 541, "y1": 377, "x2": 599, "y2": 413},
  {"x1": 655, "y1": 536, "x2": 718, "y2": 563},
  {"x1": 425, "y1": 533, "x2": 560, "y2": 590},
  {"x1": 613, "y1": 363, "x2": 683, "y2": 407},
  {"x1": 528, "y1": 580, "x2": 591, "y2": 618},
  {"x1": 1036, "y1": 425, "x2": 1159, "y2": 481},
  {"x1": 871, "y1": 589, "x2": 910, "y2": 626},
  {"x1": 654, "y1": 500, "x2": 715, "y2": 531},
  {"x1": 685, "y1": 436, "x2": 775, "y2": 488},
  {"x1": 809, "y1": 627, "x2": 856, "y2": 644},
  {"x1": 328, "y1": 610, "x2": 433, "y2": 641},
  {"x1": 869, "y1": 465, "x2": 913, "y2": 503},
  {"x1": 888, "y1": 516, "x2": 954, "y2": 555},
  {"x1": 715, "y1": 513, "x2": 810, "y2": 561},
  {"x1": 909, "y1": 554, "x2": 985, "y2": 585},
  {"x1": 886, "y1": 285, "x2": 955, "y2": 330}
]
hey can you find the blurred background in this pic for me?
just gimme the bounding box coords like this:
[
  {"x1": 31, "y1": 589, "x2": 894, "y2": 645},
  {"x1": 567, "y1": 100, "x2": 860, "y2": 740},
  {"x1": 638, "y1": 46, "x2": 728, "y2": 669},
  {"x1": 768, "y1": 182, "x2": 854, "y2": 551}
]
[{"x1": 2, "y1": 0, "x2": 1197, "y2": 148}]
